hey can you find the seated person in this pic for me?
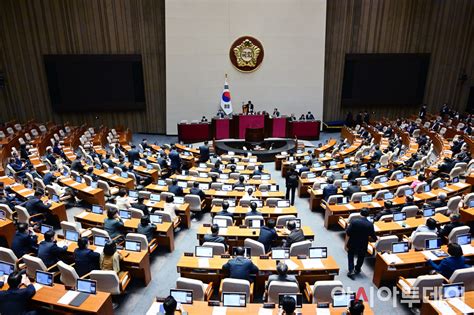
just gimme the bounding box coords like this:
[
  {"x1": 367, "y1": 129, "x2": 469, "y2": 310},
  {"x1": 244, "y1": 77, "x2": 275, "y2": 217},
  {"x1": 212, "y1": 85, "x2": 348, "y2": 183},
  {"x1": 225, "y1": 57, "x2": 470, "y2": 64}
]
[
  {"x1": 280, "y1": 295, "x2": 296, "y2": 315},
  {"x1": 365, "y1": 164, "x2": 379, "y2": 181},
  {"x1": 132, "y1": 197, "x2": 149, "y2": 216},
  {"x1": 222, "y1": 246, "x2": 259, "y2": 281},
  {"x1": 203, "y1": 224, "x2": 227, "y2": 249},
  {"x1": 100, "y1": 241, "x2": 124, "y2": 275},
  {"x1": 189, "y1": 181, "x2": 205, "y2": 200},
  {"x1": 322, "y1": 177, "x2": 338, "y2": 201},
  {"x1": 210, "y1": 162, "x2": 222, "y2": 174},
  {"x1": 115, "y1": 188, "x2": 132, "y2": 209},
  {"x1": 245, "y1": 201, "x2": 261, "y2": 217},
  {"x1": 168, "y1": 179, "x2": 184, "y2": 197},
  {"x1": 348, "y1": 299, "x2": 365, "y2": 315},
  {"x1": 265, "y1": 262, "x2": 298, "y2": 290},
  {"x1": 282, "y1": 220, "x2": 305, "y2": 248},
  {"x1": 158, "y1": 195, "x2": 178, "y2": 223},
  {"x1": 11, "y1": 223, "x2": 38, "y2": 258},
  {"x1": 439, "y1": 214, "x2": 466, "y2": 238},
  {"x1": 299, "y1": 114, "x2": 305, "y2": 121},
  {"x1": 306, "y1": 111, "x2": 315, "y2": 120},
  {"x1": 411, "y1": 174, "x2": 427, "y2": 190},
  {"x1": 374, "y1": 201, "x2": 396, "y2": 221},
  {"x1": 74, "y1": 237, "x2": 100, "y2": 277},
  {"x1": 85, "y1": 167, "x2": 98, "y2": 181},
  {"x1": 253, "y1": 165, "x2": 264, "y2": 176},
  {"x1": 410, "y1": 217, "x2": 438, "y2": 239},
  {"x1": 343, "y1": 180, "x2": 361, "y2": 198},
  {"x1": 404, "y1": 195, "x2": 415, "y2": 207},
  {"x1": 233, "y1": 176, "x2": 246, "y2": 189},
  {"x1": 104, "y1": 208, "x2": 124, "y2": 239},
  {"x1": 162, "y1": 295, "x2": 178, "y2": 315},
  {"x1": 298, "y1": 161, "x2": 311, "y2": 175},
  {"x1": 241, "y1": 188, "x2": 255, "y2": 201},
  {"x1": 429, "y1": 193, "x2": 448, "y2": 208},
  {"x1": 22, "y1": 190, "x2": 53, "y2": 224},
  {"x1": 38, "y1": 230, "x2": 67, "y2": 267},
  {"x1": 258, "y1": 218, "x2": 278, "y2": 252},
  {"x1": 8, "y1": 157, "x2": 26, "y2": 177},
  {"x1": 0, "y1": 272, "x2": 36, "y2": 315},
  {"x1": 137, "y1": 216, "x2": 156, "y2": 242},
  {"x1": 216, "y1": 200, "x2": 234, "y2": 218},
  {"x1": 426, "y1": 243, "x2": 470, "y2": 278}
]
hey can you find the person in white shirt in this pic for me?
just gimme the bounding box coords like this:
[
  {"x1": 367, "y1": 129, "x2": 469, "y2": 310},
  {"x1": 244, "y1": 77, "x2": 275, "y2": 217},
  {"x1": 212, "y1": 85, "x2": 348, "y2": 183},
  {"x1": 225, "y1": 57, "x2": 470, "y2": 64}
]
[
  {"x1": 410, "y1": 217, "x2": 438, "y2": 239},
  {"x1": 162, "y1": 195, "x2": 178, "y2": 222},
  {"x1": 115, "y1": 189, "x2": 132, "y2": 209},
  {"x1": 241, "y1": 188, "x2": 254, "y2": 201}
]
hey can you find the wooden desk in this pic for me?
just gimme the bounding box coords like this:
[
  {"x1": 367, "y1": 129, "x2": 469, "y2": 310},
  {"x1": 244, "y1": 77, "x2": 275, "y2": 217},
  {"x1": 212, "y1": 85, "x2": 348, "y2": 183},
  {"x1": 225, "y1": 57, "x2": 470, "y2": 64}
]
[
  {"x1": 60, "y1": 177, "x2": 105, "y2": 206},
  {"x1": 0, "y1": 218, "x2": 15, "y2": 246},
  {"x1": 74, "y1": 211, "x2": 175, "y2": 252},
  {"x1": 210, "y1": 205, "x2": 298, "y2": 220},
  {"x1": 372, "y1": 241, "x2": 474, "y2": 287},
  {"x1": 93, "y1": 169, "x2": 134, "y2": 190},
  {"x1": 144, "y1": 200, "x2": 191, "y2": 229},
  {"x1": 421, "y1": 291, "x2": 474, "y2": 315},
  {"x1": 147, "y1": 300, "x2": 374, "y2": 315}
]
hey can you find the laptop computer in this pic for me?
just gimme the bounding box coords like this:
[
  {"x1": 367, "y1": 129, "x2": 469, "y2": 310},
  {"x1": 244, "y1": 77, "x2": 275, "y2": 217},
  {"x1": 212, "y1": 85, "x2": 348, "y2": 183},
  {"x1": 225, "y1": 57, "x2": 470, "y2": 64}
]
[
  {"x1": 195, "y1": 246, "x2": 213, "y2": 258},
  {"x1": 271, "y1": 248, "x2": 290, "y2": 260},
  {"x1": 457, "y1": 233, "x2": 471, "y2": 245},
  {"x1": 425, "y1": 238, "x2": 441, "y2": 250},
  {"x1": 94, "y1": 235, "x2": 108, "y2": 247},
  {"x1": 393, "y1": 212, "x2": 406, "y2": 222},
  {"x1": 361, "y1": 195, "x2": 372, "y2": 203},
  {"x1": 423, "y1": 208, "x2": 435, "y2": 217},
  {"x1": 36, "y1": 271, "x2": 54, "y2": 286},
  {"x1": 277, "y1": 200, "x2": 291, "y2": 208},
  {"x1": 91, "y1": 205, "x2": 103, "y2": 214},
  {"x1": 249, "y1": 219, "x2": 263, "y2": 228},
  {"x1": 442, "y1": 283, "x2": 464, "y2": 299},
  {"x1": 125, "y1": 240, "x2": 142, "y2": 252},
  {"x1": 150, "y1": 193, "x2": 161, "y2": 202},
  {"x1": 198, "y1": 183, "x2": 210, "y2": 190},
  {"x1": 0, "y1": 261, "x2": 14, "y2": 276},
  {"x1": 40, "y1": 224, "x2": 53, "y2": 235},
  {"x1": 65, "y1": 230, "x2": 79, "y2": 242},
  {"x1": 170, "y1": 289, "x2": 193, "y2": 304},
  {"x1": 69, "y1": 279, "x2": 97, "y2": 307},
  {"x1": 51, "y1": 194, "x2": 60, "y2": 203},
  {"x1": 222, "y1": 292, "x2": 247, "y2": 307},
  {"x1": 150, "y1": 214, "x2": 163, "y2": 224},
  {"x1": 309, "y1": 247, "x2": 327, "y2": 259},
  {"x1": 213, "y1": 218, "x2": 229, "y2": 228},
  {"x1": 332, "y1": 292, "x2": 355, "y2": 308},
  {"x1": 129, "y1": 190, "x2": 139, "y2": 198},
  {"x1": 174, "y1": 196, "x2": 185, "y2": 204},
  {"x1": 391, "y1": 242, "x2": 409, "y2": 254},
  {"x1": 119, "y1": 210, "x2": 131, "y2": 220}
]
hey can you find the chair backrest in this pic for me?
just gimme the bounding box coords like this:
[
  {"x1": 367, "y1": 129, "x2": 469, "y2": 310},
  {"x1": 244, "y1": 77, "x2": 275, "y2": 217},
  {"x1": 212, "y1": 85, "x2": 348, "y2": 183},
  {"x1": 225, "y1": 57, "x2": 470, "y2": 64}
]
[
  {"x1": 202, "y1": 242, "x2": 226, "y2": 255},
  {"x1": 289, "y1": 240, "x2": 312, "y2": 256},
  {"x1": 0, "y1": 247, "x2": 18, "y2": 267},
  {"x1": 449, "y1": 167, "x2": 463, "y2": 178},
  {"x1": 447, "y1": 196, "x2": 462, "y2": 215},
  {"x1": 97, "y1": 180, "x2": 111, "y2": 196},
  {"x1": 244, "y1": 215, "x2": 264, "y2": 227},
  {"x1": 91, "y1": 228, "x2": 110, "y2": 238},
  {"x1": 15, "y1": 205, "x2": 30, "y2": 224},
  {"x1": 243, "y1": 238, "x2": 265, "y2": 256},
  {"x1": 326, "y1": 194, "x2": 343, "y2": 205},
  {"x1": 176, "y1": 277, "x2": 206, "y2": 301},
  {"x1": 448, "y1": 226, "x2": 471, "y2": 243},
  {"x1": 267, "y1": 281, "x2": 300, "y2": 303},
  {"x1": 374, "y1": 189, "x2": 389, "y2": 200},
  {"x1": 350, "y1": 192, "x2": 367, "y2": 203},
  {"x1": 211, "y1": 183, "x2": 223, "y2": 190},
  {"x1": 34, "y1": 178, "x2": 46, "y2": 191},
  {"x1": 213, "y1": 215, "x2": 233, "y2": 227},
  {"x1": 23, "y1": 254, "x2": 48, "y2": 278},
  {"x1": 463, "y1": 193, "x2": 474, "y2": 206},
  {"x1": 211, "y1": 198, "x2": 224, "y2": 206},
  {"x1": 266, "y1": 198, "x2": 282, "y2": 207},
  {"x1": 105, "y1": 203, "x2": 119, "y2": 212},
  {"x1": 395, "y1": 185, "x2": 410, "y2": 197},
  {"x1": 401, "y1": 205, "x2": 419, "y2": 218},
  {"x1": 60, "y1": 221, "x2": 81, "y2": 234},
  {"x1": 312, "y1": 280, "x2": 343, "y2": 303},
  {"x1": 89, "y1": 270, "x2": 121, "y2": 295},
  {"x1": 390, "y1": 170, "x2": 403, "y2": 180},
  {"x1": 435, "y1": 206, "x2": 448, "y2": 215},
  {"x1": 160, "y1": 192, "x2": 175, "y2": 202},
  {"x1": 220, "y1": 279, "x2": 251, "y2": 302},
  {"x1": 449, "y1": 267, "x2": 474, "y2": 291},
  {"x1": 126, "y1": 233, "x2": 148, "y2": 249},
  {"x1": 374, "y1": 235, "x2": 399, "y2": 253},
  {"x1": 0, "y1": 204, "x2": 14, "y2": 220},
  {"x1": 412, "y1": 275, "x2": 445, "y2": 298},
  {"x1": 411, "y1": 232, "x2": 438, "y2": 250},
  {"x1": 138, "y1": 191, "x2": 151, "y2": 199},
  {"x1": 431, "y1": 178, "x2": 442, "y2": 189},
  {"x1": 57, "y1": 260, "x2": 79, "y2": 287},
  {"x1": 129, "y1": 208, "x2": 144, "y2": 219},
  {"x1": 184, "y1": 195, "x2": 202, "y2": 212},
  {"x1": 275, "y1": 215, "x2": 297, "y2": 226}
]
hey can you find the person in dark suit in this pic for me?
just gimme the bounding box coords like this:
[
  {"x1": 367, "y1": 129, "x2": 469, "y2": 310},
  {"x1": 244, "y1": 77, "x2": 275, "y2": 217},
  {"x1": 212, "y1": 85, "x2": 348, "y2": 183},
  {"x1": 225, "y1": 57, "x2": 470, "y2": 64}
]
[
  {"x1": 38, "y1": 230, "x2": 67, "y2": 267},
  {"x1": 258, "y1": 219, "x2": 277, "y2": 252},
  {"x1": 282, "y1": 220, "x2": 305, "y2": 248},
  {"x1": 374, "y1": 201, "x2": 396, "y2": 221},
  {"x1": 429, "y1": 193, "x2": 447, "y2": 208},
  {"x1": 189, "y1": 182, "x2": 205, "y2": 200},
  {"x1": 347, "y1": 166, "x2": 361, "y2": 181},
  {"x1": 266, "y1": 262, "x2": 298, "y2": 290},
  {"x1": 439, "y1": 214, "x2": 466, "y2": 238},
  {"x1": 233, "y1": 176, "x2": 246, "y2": 189},
  {"x1": 343, "y1": 180, "x2": 361, "y2": 198},
  {"x1": 419, "y1": 104, "x2": 427, "y2": 119},
  {"x1": 247, "y1": 101, "x2": 254, "y2": 113},
  {"x1": 216, "y1": 200, "x2": 234, "y2": 218},
  {"x1": 141, "y1": 139, "x2": 150, "y2": 150},
  {"x1": 103, "y1": 154, "x2": 115, "y2": 168},
  {"x1": 74, "y1": 237, "x2": 100, "y2": 277},
  {"x1": 45, "y1": 147, "x2": 57, "y2": 166},
  {"x1": 272, "y1": 108, "x2": 280, "y2": 117},
  {"x1": 322, "y1": 177, "x2": 338, "y2": 201},
  {"x1": 157, "y1": 153, "x2": 168, "y2": 170},
  {"x1": 22, "y1": 191, "x2": 53, "y2": 224},
  {"x1": 245, "y1": 202, "x2": 262, "y2": 218},
  {"x1": 365, "y1": 164, "x2": 379, "y2": 181},
  {"x1": 201, "y1": 116, "x2": 208, "y2": 122},
  {"x1": 169, "y1": 146, "x2": 182, "y2": 173},
  {"x1": 103, "y1": 208, "x2": 124, "y2": 240},
  {"x1": 305, "y1": 111, "x2": 315, "y2": 120},
  {"x1": 252, "y1": 165, "x2": 264, "y2": 176},
  {"x1": 132, "y1": 197, "x2": 149, "y2": 216},
  {"x1": 137, "y1": 216, "x2": 156, "y2": 242},
  {"x1": 210, "y1": 162, "x2": 222, "y2": 174},
  {"x1": 285, "y1": 166, "x2": 299, "y2": 206},
  {"x1": 128, "y1": 145, "x2": 141, "y2": 164},
  {"x1": 71, "y1": 157, "x2": 85, "y2": 173},
  {"x1": 346, "y1": 209, "x2": 377, "y2": 278},
  {"x1": 222, "y1": 247, "x2": 259, "y2": 281},
  {"x1": 426, "y1": 243, "x2": 470, "y2": 278},
  {"x1": 298, "y1": 161, "x2": 311, "y2": 175},
  {"x1": 0, "y1": 272, "x2": 37, "y2": 315},
  {"x1": 42, "y1": 172, "x2": 55, "y2": 186},
  {"x1": 199, "y1": 141, "x2": 210, "y2": 163},
  {"x1": 168, "y1": 179, "x2": 184, "y2": 197},
  {"x1": 438, "y1": 157, "x2": 456, "y2": 174},
  {"x1": 372, "y1": 146, "x2": 382, "y2": 161},
  {"x1": 11, "y1": 223, "x2": 38, "y2": 258},
  {"x1": 203, "y1": 224, "x2": 226, "y2": 249}
]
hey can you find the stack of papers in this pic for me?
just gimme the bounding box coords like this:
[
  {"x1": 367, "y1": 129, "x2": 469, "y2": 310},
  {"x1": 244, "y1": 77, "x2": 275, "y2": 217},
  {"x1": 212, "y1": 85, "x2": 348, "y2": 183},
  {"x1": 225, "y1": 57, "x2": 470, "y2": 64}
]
[
  {"x1": 258, "y1": 308, "x2": 273, "y2": 315},
  {"x1": 431, "y1": 301, "x2": 456, "y2": 315},
  {"x1": 345, "y1": 204, "x2": 355, "y2": 210},
  {"x1": 461, "y1": 245, "x2": 474, "y2": 255},
  {"x1": 421, "y1": 251, "x2": 438, "y2": 261},
  {"x1": 261, "y1": 192, "x2": 269, "y2": 197},
  {"x1": 274, "y1": 208, "x2": 283, "y2": 213},
  {"x1": 315, "y1": 307, "x2": 331, "y2": 315},
  {"x1": 371, "y1": 202, "x2": 382, "y2": 208},
  {"x1": 212, "y1": 307, "x2": 227, "y2": 315},
  {"x1": 32, "y1": 283, "x2": 43, "y2": 291},
  {"x1": 381, "y1": 253, "x2": 402, "y2": 264},
  {"x1": 302, "y1": 259, "x2": 324, "y2": 269},
  {"x1": 448, "y1": 297, "x2": 474, "y2": 313},
  {"x1": 76, "y1": 212, "x2": 88, "y2": 219},
  {"x1": 198, "y1": 258, "x2": 210, "y2": 268},
  {"x1": 57, "y1": 291, "x2": 80, "y2": 305},
  {"x1": 284, "y1": 259, "x2": 299, "y2": 271}
]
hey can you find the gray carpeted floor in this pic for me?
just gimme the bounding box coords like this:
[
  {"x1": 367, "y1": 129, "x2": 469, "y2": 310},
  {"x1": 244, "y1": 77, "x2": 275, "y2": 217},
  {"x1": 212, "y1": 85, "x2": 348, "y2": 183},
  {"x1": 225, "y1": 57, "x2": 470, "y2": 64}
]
[{"x1": 67, "y1": 132, "x2": 413, "y2": 314}]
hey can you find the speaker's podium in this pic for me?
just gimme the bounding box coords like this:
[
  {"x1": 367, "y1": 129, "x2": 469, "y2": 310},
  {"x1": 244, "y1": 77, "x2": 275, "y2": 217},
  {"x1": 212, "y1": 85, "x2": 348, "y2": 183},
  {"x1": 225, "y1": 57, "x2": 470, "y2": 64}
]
[
  {"x1": 242, "y1": 103, "x2": 249, "y2": 115},
  {"x1": 245, "y1": 127, "x2": 265, "y2": 143}
]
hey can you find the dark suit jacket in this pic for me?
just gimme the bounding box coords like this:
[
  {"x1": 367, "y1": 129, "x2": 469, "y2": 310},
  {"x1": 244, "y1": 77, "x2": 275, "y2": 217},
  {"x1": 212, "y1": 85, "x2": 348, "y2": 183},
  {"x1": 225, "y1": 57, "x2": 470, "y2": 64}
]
[
  {"x1": 0, "y1": 284, "x2": 36, "y2": 315},
  {"x1": 429, "y1": 200, "x2": 447, "y2": 209},
  {"x1": 322, "y1": 184, "x2": 338, "y2": 201},
  {"x1": 285, "y1": 171, "x2": 299, "y2": 188},
  {"x1": 104, "y1": 218, "x2": 124, "y2": 239},
  {"x1": 131, "y1": 202, "x2": 149, "y2": 216},
  {"x1": 199, "y1": 145, "x2": 210, "y2": 162},
  {"x1": 74, "y1": 248, "x2": 100, "y2": 277},
  {"x1": 257, "y1": 226, "x2": 278, "y2": 252},
  {"x1": 128, "y1": 149, "x2": 141, "y2": 164},
  {"x1": 343, "y1": 185, "x2": 361, "y2": 197},
  {"x1": 38, "y1": 241, "x2": 67, "y2": 267},
  {"x1": 169, "y1": 150, "x2": 181, "y2": 170},
  {"x1": 137, "y1": 223, "x2": 157, "y2": 242},
  {"x1": 365, "y1": 168, "x2": 379, "y2": 181},
  {"x1": 12, "y1": 231, "x2": 38, "y2": 258},
  {"x1": 203, "y1": 234, "x2": 226, "y2": 248},
  {"x1": 169, "y1": 184, "x2": 184, "y2": 197},
  {"x1": 284, "y1": 229, "x2": 305, "y2": 248},
  {"x1": 71, "y1": 160, "x2": 85, "y2": 173},
  {"x1": 23, "y1": 197, "x2": 51, "y2": 218},
  {"x1": 190, "y1": 187, "x2": 205, "y2": 200},
  {"x1": 222, "y1": 256, "x2": 259, "y2": 281},
  {"x1": 439, "y1": 221, "x2": 466, "y2": 238},
  {"x1": 346, "y1": 217, "x2": 376, "y2": 250},
  {"x1": 347, "y1": 170, "x2": 361, "y2": 181}
]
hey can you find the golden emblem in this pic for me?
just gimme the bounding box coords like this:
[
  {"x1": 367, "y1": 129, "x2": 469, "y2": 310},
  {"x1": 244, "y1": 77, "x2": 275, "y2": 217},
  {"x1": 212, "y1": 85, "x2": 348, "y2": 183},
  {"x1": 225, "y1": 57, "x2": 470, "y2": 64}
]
[{"x1": 233, "y1": 39, "x2": 261, "y2": 68}]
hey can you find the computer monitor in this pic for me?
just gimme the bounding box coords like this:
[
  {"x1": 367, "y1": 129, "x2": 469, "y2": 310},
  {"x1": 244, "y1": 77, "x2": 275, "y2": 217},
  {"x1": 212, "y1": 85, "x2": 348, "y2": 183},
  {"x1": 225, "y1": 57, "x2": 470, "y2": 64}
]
[
  {"x1": 423, "y1": 208, "x2": 435, "y2": 217},
  {"x1": 271, "y1": 248, "x2": 290, "y2": 260},
  {"x1": 120, "y1": 172, "x2": 128, "y2": 178},
  {"x1": 337, "y1": 196, "x2": 348, "y2": 205},
  {"x1": 270, "y1": 185, "x2": 279, "y2": 192},
  {"x1": 442, "y1": 283, "x2": 464, "y2": 299},
  {"x1": 119, "y1": 210, "x2": 131, "y2": 220},
  {"x1": 65, "y1": 230, "x2": 79, "y2": 242},
  {"x1": 232, "y1": 247, "x2": 252, "y2": 258},
  {"x1": 452, "y1": 177, "x2": 459, "y2": 183},
  {"x1": 150, "y1": 214, "x2": 163, "y2": 224},
  {"x1": 341, "y1": 182, "x2": 350, "y2": 189},
  {"x1": 157, "y1": 179, "x2": 166, "y2": 186},
  {"x1": 375, "y1": 163, "x2": 381, "y2": 169},
  {"x1": 424, "y1": 185, "x2": 431, "y2": 193},
  {"x1": 404, "y1": 189, "x2": 414, "y2": 196},
  {"x1": 279, "y1": 294, "x2": 303, "y2": 308},
  {"x1": 40, "y1": 224, "x2": 53, "y2": 234},
  {"x1": 107, "y1": 168, "x2": 113, "y2": 174},
  {"x1": 361, "y1": 179, "x2": 370, "y2": 186},
  {"x1": 125, "y1": 240, "x2": 142, "y2": 252},
  {"x1": 227, "y1": 199, "x2": 236, "y2": 207},
  {"x1": 395, "y1": 173, "x2": 403, "y2": 180},
  {"x1": 91, "y1": 205, "x2": 103, "y2": 214},
  {"x1": 425, "y1": 238, "x2": 442, "y2": 250},
  {"x1": 384, "y1": 192, "x2": 394, "y2": 200},
  {"x1": 360, "y1": 166, "x2": 367, "y2": 172},
  {"x1": 150, "y1": 194, "x2": 161, "y2": 202},
  {"x1": 344, "y1": 157, "x2": 350, "y2": 163},
  {"x1": 177, "y1": 181, "x2": 187, "y2": 188},
  {"x1": 379, "y1": 176, "x2": 388, "y2": 183},
  {"x1": 439, "y1": 181, "x2": 446, "y2": 188},
  {"x1": 391, "y1": 242, "x2": 409, "y2": 254},
  {"x1": 198, "y1": 163, "x2": 207, "y2": 168},
  {"x1": 287, "y1": 219, "x2": 301, "y2": 229},
  {"x1": 63, "y1": 169, "x2": 69, "y2": 176},
  {"x1": 147, "y1": 164, "x2": 153, "y2": 170},
  {"x1": 94, "y1": 235, "x2": 107, "y2": 247},
  {"x1": 0, "y1": 261, "x2": 14, "y2": 276},
  {"x1": 91, "y1": 181, "x2": 98, "y2": 189},
  {"x1": 332, "y1": 292, "x2": 355, "y2": 308},
  {"x1": 170, "y1": 289, "x2": 193, "y2": 304},
  {"x1": 309, "y1": 247, "x2": 327, "y2": 259},
  {"x1": 314, "y1": 162, "x2": 321, "y2": 168},
  {"x1": 134, "y1": 160, "x2": 140, "y2": 166},
  {"x1": 129, "y1": 190, "x2": 138, "y2": 198},
  {"x1": 195, "y1": 246, "x2": 213, "y2": 258},
  {"x1": 236, "y1": 165, "x2": 245, "y2": 171},
  {"x1": 222, "y1": 184, "x2": 232, "y2": 191},
  {"x1": 199, "y1": 173, "x2": 209, "y2": 178},
  {"x1": 174, "y1": 196, "x2": 185, "y2": 204},
  {"x1": 0, "y1": 209, "x2": 5, "y2": 220},
  {"x1": 329, "y1": 161, "x2": 337, "y2": 166},
  {"x1": 325, "y1": 171, "x2": 334, "y2": 177},
  {"x1": 77, "y1": 279, "x2": 97, "y2": 295},
  {"x1": 51, "y1": 194, "x2": 60, "y2": 203},
  {"x1": 249, "y1": 219, "x2": 263, "y2": 229},
  {"x1": 244, "y1": 185, "x2": 255, "y2": 192},
  {"x1": 95, "y1": 164, "x2": 101, "y2": 170},
  {"x1": 219, "y1": 173, "x2": 229, "y2": 179},
  {"x1": 251, "y1": 200, "x2": 263, "y2": 208},
  {"x1": 469, "y1": 200, "x2": 474, "y2": 208},
  {"x1": 213, "y1": 218, "x2": 228, "y2": 228},
  {"x1": 222, "y1": 293, "x2": 247, "y2": 307},
  {"x1": 343, "y1": 169, "x2": 351, "y2": 175},
  {"x1": 36, "y1": 271, "x2": 54, "y2": 286},
  {"x1": 198, "y1": 183, "x2": 210, "y2": 190},
  {"x1": 410, "y1": 170, "x2": 417, "y2": 176},
  {"x1": 361, "y1": 195, "x2": 372, "y2": 203},
  {"x1": 261, "y1": 174, "x2": 271, "y2": 180},
  {"x1": 457, "y1": 234, "x2": 471, "y2": 246},
  {"x1": 75, "y1": 176, "x2": 82, "y2": 183},
  {"x1": 393, "y1": 212, "x2": 406, "y2": 222}
]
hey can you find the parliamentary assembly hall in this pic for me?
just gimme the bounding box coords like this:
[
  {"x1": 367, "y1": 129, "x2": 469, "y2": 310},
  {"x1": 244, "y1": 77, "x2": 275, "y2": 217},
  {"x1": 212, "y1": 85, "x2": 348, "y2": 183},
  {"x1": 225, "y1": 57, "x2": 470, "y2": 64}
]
[{"x1": 0, "y1": 0, "x2": 473, "y2": 314}]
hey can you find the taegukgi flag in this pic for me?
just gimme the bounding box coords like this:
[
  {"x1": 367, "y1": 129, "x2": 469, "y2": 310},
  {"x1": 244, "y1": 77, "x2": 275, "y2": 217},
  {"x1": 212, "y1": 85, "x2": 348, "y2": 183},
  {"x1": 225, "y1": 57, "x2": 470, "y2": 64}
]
[{"x1": 220, "y1": 76, "x2": 233, "y2": 115}]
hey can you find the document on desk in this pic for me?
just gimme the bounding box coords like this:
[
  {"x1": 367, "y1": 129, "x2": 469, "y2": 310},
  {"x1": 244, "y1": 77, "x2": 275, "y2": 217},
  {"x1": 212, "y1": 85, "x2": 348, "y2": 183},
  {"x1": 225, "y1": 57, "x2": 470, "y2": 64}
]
[
  {"x1": 345, "y1": 204, "x2": 355, "y2": 210},
  {"x1": 379, "y1": 183, "x2": 388, "y2": 187},
  {"x1": 461, "y1": 244, "x2": 474, "y2": 255},
  {"x1": 227, "y1": 207, "x2": 235, "y2": 213},
  {"x1": 431, "y1": 300, "x2": 457, "y2": 315},
  {"x1": 421, "y1": 251, "x2": 438, "y2": 261},
  {"x1": 83, "y1": 186, "x2": 95, "y2": 193},
  {"x1": 57, "y1": 290, "x2": 80, "y2": 305},
  {"x1": 76, "y1": 211, "x2": 88, "y2": 219},
  {"x1": 261, "y1": 192, "x2": 269, "y2": 197},
  {"x1": 302, "y1": 259, "x2": 324, "y2": 269},
  {"x1": 198, "y1": 258, "x2": 210, "y2": 268},
  {"x1": 212, "y1": 306, "x2": 227, "y2": 315},
  {"x1": 453, "y1": 183, "x2": 466, "y2": 189},
  {"x1": 274, "y1": 208, "x2": 283, "y2": 214},
  {"x1": 258, "y1": 308, "x2": 274, "y2": 315},
  {"x1": 284, "y1": 259, "x2": 299, "y2": 271},
  {"x1": 94, "y1": 247, "x2": 104, "y2": 254},
  {"x1": 381, "y1": 253, "x2": 402, "y2": 264},
  {"x1": 448, "y1": 297, "x2": 474, "y2": 313},
  {"x1": 32, "y1": 283, "x2": 43, "y2": 291},
  {"x1": 373, "y1": 225, "x2": 380, "y2": 232},
  {"x1": 425, "y1": 192, "x2": 436, "y2": 198},
  {"x1": 315, "y1": 307, "x2": 331, "y2": 315},
  {"x1": 371, "y1": 202, "x2": 382, "y2": 208},
  {"x1": 70, "y1": 182, "x2": 80, "y2": 188},
  {"x1": 219, "y1": 228, "x2": 228, "y2": 235}
]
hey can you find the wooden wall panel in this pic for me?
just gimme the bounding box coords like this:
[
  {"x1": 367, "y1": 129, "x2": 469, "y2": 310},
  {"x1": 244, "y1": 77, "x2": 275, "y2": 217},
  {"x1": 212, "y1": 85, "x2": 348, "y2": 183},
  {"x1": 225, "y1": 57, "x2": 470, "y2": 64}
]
[
  {"x1": 324, "y1": 0, "x2": 474, "y2": 122},
  {"x1": 0, "y1": 0, "x2": 166, "y2": 133}
]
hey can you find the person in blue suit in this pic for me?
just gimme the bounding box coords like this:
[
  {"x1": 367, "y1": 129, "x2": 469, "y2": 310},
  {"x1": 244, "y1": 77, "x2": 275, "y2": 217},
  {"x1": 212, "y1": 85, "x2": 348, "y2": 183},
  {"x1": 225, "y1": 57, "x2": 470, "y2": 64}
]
[
  {"x1": 222, "y1": 247, "x2": 259, "y2": 281},
  {"x1": 168, "y1": 145, "x2": 182, "y2": 173},
  {"x1": 11, "y1": 223, "x2": 38, "y2": 258},
  {"x1": 0, "y1": 272, "x2": 37, "y2": 315},
  {"x1": 426, "y1": 243, "x2": 471, "y2": 278}
]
